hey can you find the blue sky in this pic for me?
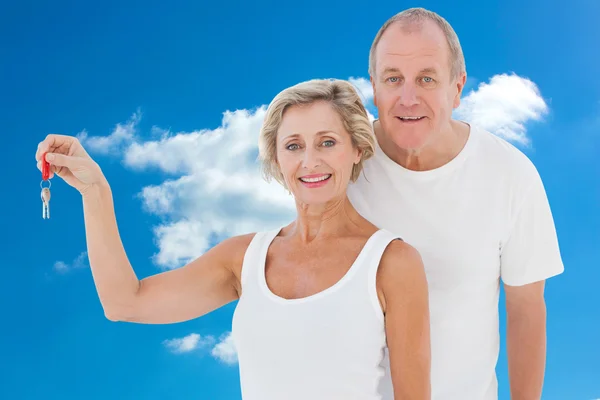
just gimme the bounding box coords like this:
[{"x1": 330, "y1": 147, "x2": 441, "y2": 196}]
[{"x1": 2, "y1": 0, "x2": 599, "y2": 399}]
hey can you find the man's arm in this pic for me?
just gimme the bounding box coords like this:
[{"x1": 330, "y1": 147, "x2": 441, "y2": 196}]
[
  {"x1": 499, "y1": 158, "x2": 564, "y2": 398},
  {"x1": 504, "y1": 280, "x2": 547, "y2": 400}
]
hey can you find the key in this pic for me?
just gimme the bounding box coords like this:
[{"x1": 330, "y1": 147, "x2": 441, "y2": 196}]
[{"x1": 41, "y1": 187, "x2": 51, "y2": 219}]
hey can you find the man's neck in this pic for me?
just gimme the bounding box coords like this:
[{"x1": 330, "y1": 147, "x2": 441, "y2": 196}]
[{"x1": 375, "y1": 119, "x2": 470, "y2": 171}]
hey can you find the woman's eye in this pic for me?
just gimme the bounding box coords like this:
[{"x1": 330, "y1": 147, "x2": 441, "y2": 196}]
[
  {"x1": 286, "y1": 143, "x2": 299, "y2": 150},
  {"x1": 322, "y1": 140, "x2": 335, "y2": 147}
]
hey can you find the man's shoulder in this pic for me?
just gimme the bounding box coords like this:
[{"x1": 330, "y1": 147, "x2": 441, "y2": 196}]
[{"x1": 471, "y1": 125, "x2": 542, "y2": 183}]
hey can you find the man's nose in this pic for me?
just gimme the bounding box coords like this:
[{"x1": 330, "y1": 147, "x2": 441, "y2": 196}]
[{"x1": 397, "y1": 82, "x2": 420, "y2": 107}]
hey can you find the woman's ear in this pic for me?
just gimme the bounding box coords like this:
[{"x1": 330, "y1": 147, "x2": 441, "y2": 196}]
[{"x1": 355, "y1": 148, "x2": 363, "y2": 164}]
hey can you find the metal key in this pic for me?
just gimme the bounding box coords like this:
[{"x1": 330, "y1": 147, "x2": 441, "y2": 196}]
[{"x1": 41, "y1": 187, "x2": 51, "y2": 219}]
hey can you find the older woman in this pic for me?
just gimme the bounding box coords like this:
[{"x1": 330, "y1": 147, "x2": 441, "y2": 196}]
[{"x1": 35, "y1": 79, "x2": 430, "y2": 399}]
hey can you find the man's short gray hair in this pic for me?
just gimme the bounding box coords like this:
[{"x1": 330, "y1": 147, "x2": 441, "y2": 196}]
[{"x1": 368, "y1": 7, "x2": 466, "y2": 80}]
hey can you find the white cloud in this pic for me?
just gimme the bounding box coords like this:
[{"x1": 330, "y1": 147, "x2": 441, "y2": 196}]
[
  {"x1": 53, "y1": 251, "x2": 88, "y2": 273},
  {"x1": 349, "y1": 76, "x2": 377, "y2": 122},
  {"x1": 53, "y1": 261, "x2": 69, "y2": 273},
  {"x1": 162, "y1": 331, "x2": 237, "y2": 365},
  {"x1": 162, "y1": 333, "x2": 216, "y2": 354},
  {"x1": 78, "y1": 109, "x2": 142, "y2": 155},
  {"x1": 349, "y1": 76, "x2": 373, "y2": 103},
  {"x1": 454, "y1": 73, "x2": 548, "y2": 145},
  {"x1": 211, "y1": 332, "x2": 238, "y2": 365},
  {"x1": 122, "y1": 107, "x2": 297, "y2": 269}
]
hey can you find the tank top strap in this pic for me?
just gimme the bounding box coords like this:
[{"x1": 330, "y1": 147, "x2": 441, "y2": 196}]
[
  {"x1": 362, "y1": 229, "x2": 403, "y2": 321},
  {"x1": 239, "y1": 227, "x2": 282, "y2": 287},
  {"x1": 355, "y1": 229, "x2": 403, "y2": 276}
]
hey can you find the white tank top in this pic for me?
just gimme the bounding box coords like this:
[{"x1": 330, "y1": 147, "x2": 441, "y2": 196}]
[{"x1": 231, "y1": 227, "x2": 400, "y2": 400}]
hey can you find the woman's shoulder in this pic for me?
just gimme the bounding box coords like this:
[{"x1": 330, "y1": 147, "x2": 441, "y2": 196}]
[
  {"x1": 215, "y1": 232, "x2": 258, "y2": 252},
  {"x1": 209, "y1": 232, "x2": 262, "y2": 290},
  {"x1": 215, "y1": 227, "x2": 282, "y2": 268},
  {"x1": 375, "y1": 235, "x2": 428, "y2": 314},
  {"x1": 208, "y1": 232, "x2": 257, "y2": 269},
  {"x1": 377, "y1": 236, "x2": 426, "y2": 289},
  {"x1": 215, "y1": 226, "x2": 283, "y2": 250},
  {"x1": 379, "y1": 234, "x2": 420, "y2": 261}
]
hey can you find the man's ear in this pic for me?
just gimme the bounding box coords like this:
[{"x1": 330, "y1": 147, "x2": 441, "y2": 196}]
[{"x1": 453, "y1": 72, "x2": 467, "y2": 109}]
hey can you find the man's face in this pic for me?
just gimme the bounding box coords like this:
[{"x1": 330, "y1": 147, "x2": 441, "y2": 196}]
[{"x1": 371, "y1": 20, "x2": 466, "y2": 151}]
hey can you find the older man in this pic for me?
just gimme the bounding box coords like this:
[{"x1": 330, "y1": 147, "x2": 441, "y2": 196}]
[{"x1": 347, "y1": 7, "x2": 564, "y2": 400}]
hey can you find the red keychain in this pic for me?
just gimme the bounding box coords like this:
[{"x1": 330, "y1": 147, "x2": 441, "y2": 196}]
[
  {"x1": 41, "y1": 152, "x2": 51, "y2": 219},
  {"x1": 42, "y1": 152, "x2": 50, "y2": 180}
]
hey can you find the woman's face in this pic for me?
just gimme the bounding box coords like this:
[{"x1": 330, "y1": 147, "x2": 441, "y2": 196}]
[{"x1": 276, "y1": 100, "x2": 361, "y2": 207}]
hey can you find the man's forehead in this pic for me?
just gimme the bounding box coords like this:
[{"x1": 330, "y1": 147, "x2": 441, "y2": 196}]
[
  {"x1": 377, "y1": 35, "x2": 445, "y2": 57},
  {"x1": 377, "y1": 54, "x2": 446, "y2": 75}
]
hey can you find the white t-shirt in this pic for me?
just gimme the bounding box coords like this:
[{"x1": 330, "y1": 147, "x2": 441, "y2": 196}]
[{"x1": 347, "y1": 123, "x2": 564, "y2": 400}]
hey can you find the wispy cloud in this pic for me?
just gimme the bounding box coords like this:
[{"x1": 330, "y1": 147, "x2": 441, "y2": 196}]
[
  {"x1": 211, "y1": 332, "x2": 238, "y2": 365},
  {"x1": 163, "y1": 331, "x2": 238, "y2": 365},
  {"x1": 77, "y1": 109, "x2": 142, "y2": 155},
  {"x1": 162, "y1": 333, "x2": 216, "y2": 354},
  {"x1": 454, "y1": 73, "x2": 549, "y2": 145},
  {"x1": 53, "y1": 251, "x2": 88, "y2": 274}
]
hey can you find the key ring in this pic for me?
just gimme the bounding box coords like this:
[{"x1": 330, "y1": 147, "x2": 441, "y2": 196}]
[{"x1": 40, "y1": 179, "x2": 51, "y2": 189}]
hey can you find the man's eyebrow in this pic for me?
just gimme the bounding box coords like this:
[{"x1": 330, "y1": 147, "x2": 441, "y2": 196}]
[
  {"x1": 419, "y1": 67, "x2": 438, "y2": 75},
  {"x1": 380, "y1": 67, "x2": 439, "y2": 75},
  {"x1": 381, "y1": 67, "x2": 402, "y2": 75}
]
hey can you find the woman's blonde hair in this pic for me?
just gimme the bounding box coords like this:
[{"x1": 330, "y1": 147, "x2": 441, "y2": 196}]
[{"x1": 258, "y1": 78, "x2": 375, "y2": 188}]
